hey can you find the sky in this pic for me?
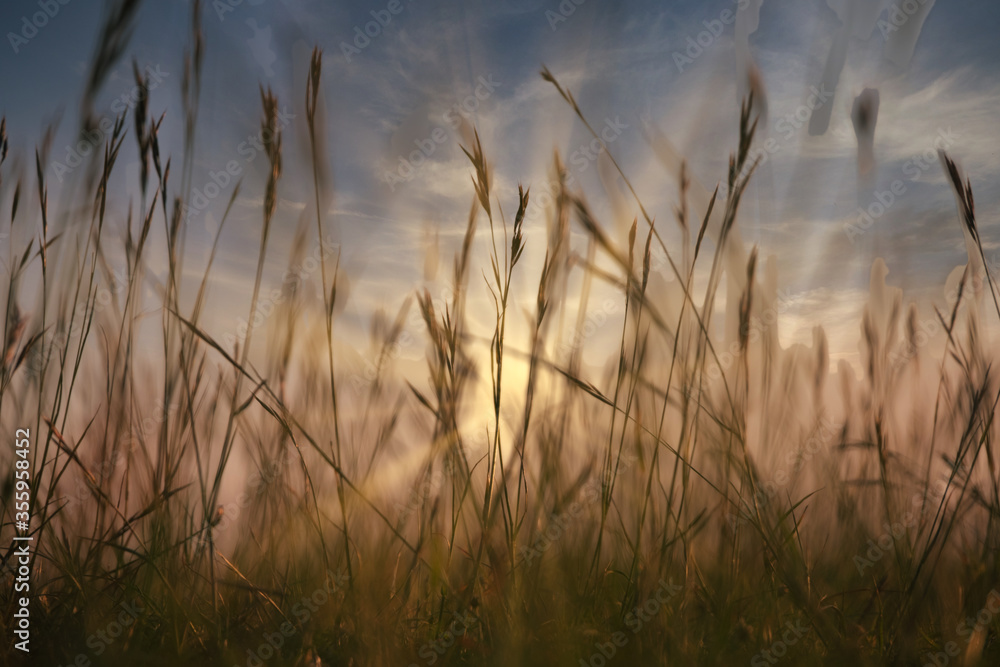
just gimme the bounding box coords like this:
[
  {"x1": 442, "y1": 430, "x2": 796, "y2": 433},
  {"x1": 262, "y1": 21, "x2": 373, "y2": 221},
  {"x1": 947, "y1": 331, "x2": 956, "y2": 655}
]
[{"x1": 1, "y1": 0, "x2": 1000, "y2": 374}]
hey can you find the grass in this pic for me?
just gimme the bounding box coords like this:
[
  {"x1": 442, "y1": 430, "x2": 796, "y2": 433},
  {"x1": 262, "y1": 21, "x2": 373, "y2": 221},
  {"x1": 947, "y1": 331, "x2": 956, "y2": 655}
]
[{"x1": 1, "y1": 2, "x2": 1000, "y2": 666}]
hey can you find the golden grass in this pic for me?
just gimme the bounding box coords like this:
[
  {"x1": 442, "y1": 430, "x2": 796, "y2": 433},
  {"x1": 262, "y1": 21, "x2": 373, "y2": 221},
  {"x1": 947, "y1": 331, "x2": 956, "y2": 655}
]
[{"x1": 1, "y1": 3, "x2": 999, "y2": 666}]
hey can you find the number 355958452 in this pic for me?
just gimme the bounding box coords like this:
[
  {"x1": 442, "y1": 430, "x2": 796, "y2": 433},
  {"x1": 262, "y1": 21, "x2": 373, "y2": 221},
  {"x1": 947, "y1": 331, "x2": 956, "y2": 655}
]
[{"x1": 14, "y1": 428, "x2": 30, "y2": 522}]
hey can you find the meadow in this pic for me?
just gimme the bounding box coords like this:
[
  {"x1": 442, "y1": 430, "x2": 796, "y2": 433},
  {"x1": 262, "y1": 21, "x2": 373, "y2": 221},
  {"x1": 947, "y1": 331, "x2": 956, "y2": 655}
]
[{"x1": 1, "y1": 2, "x2": 999, "y2": 666}]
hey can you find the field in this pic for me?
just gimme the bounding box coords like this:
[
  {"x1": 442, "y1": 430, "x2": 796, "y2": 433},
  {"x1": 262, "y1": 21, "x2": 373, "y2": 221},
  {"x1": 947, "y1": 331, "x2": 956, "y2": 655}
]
[{"x1": 2, "y1": 1, "x2": 1000, "y2": 666}]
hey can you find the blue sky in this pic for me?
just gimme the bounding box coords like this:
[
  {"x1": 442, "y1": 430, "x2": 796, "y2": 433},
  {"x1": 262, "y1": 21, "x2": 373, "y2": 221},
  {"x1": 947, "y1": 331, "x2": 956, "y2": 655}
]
[{"x1": 2, "y1": 0, "x2": 1000, "y2": 369}]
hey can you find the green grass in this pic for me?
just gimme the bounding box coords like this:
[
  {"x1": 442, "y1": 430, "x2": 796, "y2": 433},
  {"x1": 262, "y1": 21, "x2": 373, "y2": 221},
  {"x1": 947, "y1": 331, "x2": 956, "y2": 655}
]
[{"x1": 1, "y1": 3, "x2": 1000, "y2": 666}]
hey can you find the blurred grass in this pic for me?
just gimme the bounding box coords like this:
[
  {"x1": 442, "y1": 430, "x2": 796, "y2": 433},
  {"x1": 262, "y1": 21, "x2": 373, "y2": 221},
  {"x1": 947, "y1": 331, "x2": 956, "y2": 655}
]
[{"x1": 1, "y1": 2, "x2": 1000, "y2": 666}]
